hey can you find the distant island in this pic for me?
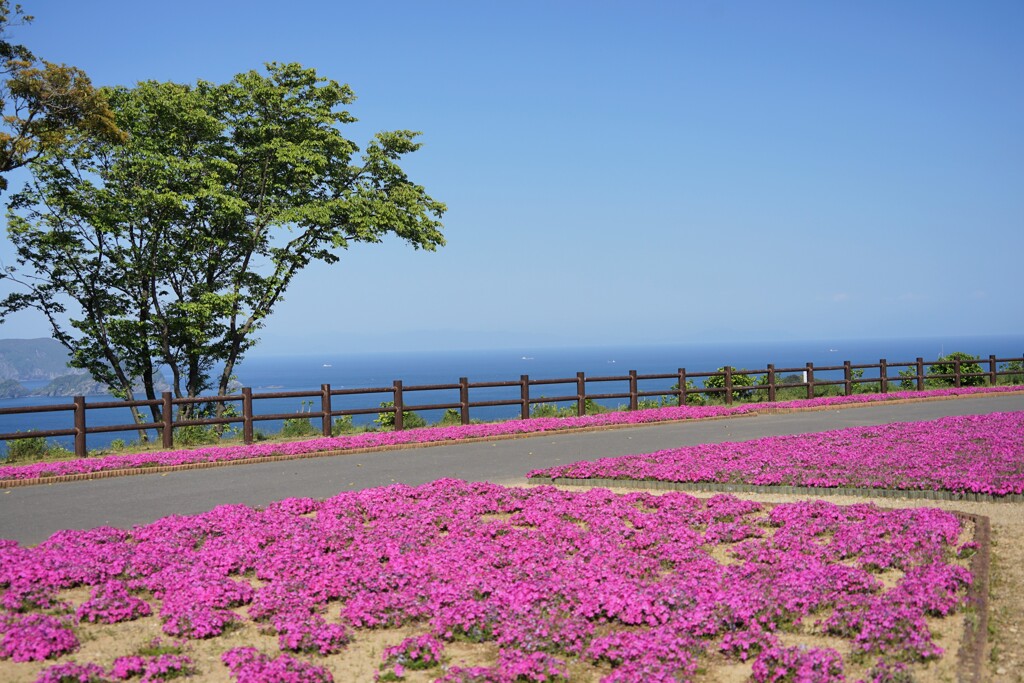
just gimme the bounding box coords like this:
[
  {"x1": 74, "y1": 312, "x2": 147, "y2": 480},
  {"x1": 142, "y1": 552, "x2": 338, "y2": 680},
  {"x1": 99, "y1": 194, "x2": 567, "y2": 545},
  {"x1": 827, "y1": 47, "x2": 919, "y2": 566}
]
[{"x1": 0, "y1": 338, "x2": 170, "y2": 398}]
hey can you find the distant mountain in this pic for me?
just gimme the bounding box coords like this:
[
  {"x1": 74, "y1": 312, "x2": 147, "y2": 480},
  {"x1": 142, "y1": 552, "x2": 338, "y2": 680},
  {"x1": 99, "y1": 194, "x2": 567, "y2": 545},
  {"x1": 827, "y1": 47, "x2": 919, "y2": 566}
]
[
  {"x1": 0, "y1": 338, "x2": 172, "y2": 397},
  {"x1": 30, "y1": 372, "x2": 172, "y2": 398},
  {"x1": 0, "y1": 338, "x2": 86, "y2": 381},
  {"x1": 0, "y1": 378, "x2": 30, "y2": 399}
]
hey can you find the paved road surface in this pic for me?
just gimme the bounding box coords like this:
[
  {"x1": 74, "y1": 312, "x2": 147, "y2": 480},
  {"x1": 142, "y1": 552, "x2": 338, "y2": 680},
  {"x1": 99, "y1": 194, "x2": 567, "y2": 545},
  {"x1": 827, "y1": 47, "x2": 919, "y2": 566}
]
[{"x1": 2, "y1": 394, "x2": 1021, "y2": 545}]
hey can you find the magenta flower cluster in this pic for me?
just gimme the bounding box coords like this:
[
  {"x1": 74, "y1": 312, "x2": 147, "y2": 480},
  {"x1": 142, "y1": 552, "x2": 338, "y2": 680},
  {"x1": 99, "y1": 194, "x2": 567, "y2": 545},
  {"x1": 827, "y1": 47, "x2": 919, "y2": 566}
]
[
  {"x1": 0, "y1": 612, "x2": 77, "y2": 662},
  {"x1": 378, "y1": 633, "x2": 446, "y2": 679},
  {"x1": 751, "y1": 645, "x2": 844, "y2": 682},
  {"x1": 76, "y1": 581, "x2": 152, "y2": 624},
  {"x1": 1, "y1": 480, "x2": 972, "y2": 681},
  {"x1": 2, "y1": 385, "x2": 1018, "y2": 483},
  {"x1": 18, "y1": 650, "x2": 194, "y2": 681},
  {"x1": 221, "y1": 647, "x2": 332, "y2": 683},
  {"x1": 530, "y1": 411, "x2": 1024, "y2": 496}
]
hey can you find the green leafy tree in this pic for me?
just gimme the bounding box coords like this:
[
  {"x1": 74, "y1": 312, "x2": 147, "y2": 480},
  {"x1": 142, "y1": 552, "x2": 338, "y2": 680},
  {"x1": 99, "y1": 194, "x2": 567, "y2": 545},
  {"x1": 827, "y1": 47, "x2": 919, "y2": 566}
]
[
  {"x1": 0, "y1": 1, "x2": 124, "y2": 191},
  {"x1": 0, "y1": 63, "x2": 445, "y2": 433}
]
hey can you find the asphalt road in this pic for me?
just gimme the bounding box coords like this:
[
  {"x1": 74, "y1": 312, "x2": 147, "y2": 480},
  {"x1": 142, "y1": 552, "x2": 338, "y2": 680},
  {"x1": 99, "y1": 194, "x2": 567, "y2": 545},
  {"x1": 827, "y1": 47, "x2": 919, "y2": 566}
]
[{"x1": 2, "y1": 394, "x2": 1022, "y2": 545}]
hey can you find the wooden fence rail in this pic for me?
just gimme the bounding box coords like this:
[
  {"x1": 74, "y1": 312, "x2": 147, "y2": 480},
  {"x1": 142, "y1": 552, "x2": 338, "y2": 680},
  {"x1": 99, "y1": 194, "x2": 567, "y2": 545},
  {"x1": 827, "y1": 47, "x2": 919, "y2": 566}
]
[{"x1": 1, "y1": 353, "x2": 1021, "y2": 458}]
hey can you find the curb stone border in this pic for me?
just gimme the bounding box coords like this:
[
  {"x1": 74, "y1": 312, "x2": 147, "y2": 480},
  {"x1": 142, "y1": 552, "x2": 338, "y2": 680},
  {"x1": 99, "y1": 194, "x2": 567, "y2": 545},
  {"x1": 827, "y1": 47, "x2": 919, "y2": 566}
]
[
  {"x1": 537, "y1": 478, "x2": 1024, "y2": 503},
  {"x1": 955, "y1": 512, "x2": 990, "y2": 683}
]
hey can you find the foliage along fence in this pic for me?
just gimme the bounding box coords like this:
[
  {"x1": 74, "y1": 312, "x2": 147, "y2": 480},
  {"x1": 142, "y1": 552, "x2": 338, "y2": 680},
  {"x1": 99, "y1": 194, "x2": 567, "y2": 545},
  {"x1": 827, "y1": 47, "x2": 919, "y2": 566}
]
[{"x1": 1, "y1": 353, "x2": 1022, "y2": 459}]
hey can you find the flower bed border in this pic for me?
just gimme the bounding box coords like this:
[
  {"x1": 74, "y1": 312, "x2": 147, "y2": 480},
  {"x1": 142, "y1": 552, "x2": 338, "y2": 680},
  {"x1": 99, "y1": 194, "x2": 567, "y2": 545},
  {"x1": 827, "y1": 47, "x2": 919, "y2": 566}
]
[
  {"x1": 1, "y1": 387, "x2": 1021, "y2": 489},
  {"x1": 533, "y1": 477, "x2": 1024, "y2": 503},
  {"x1": 958, "y1": 511, "x2": 991, "y2": 683}
]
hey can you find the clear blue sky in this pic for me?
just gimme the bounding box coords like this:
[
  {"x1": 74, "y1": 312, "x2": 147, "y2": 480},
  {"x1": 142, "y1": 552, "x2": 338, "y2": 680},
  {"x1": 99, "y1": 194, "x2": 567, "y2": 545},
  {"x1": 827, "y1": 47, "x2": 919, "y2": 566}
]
[{"x1": 1, "y1": 1, "x2": 1021, "y2": 354}]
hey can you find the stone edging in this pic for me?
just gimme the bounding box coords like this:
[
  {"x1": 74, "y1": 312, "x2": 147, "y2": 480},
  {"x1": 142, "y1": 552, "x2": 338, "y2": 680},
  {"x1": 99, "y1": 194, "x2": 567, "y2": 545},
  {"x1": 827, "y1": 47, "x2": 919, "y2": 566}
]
[
  {"x1": 536, "y1": 477, "x2": 1024, "y2": 503},
  {"x1": 955, "y1": 511, "x2": 990, "y2": 683},
  {"x1": 2, "y1": 389, "x2": 1022, "y2": 489}
]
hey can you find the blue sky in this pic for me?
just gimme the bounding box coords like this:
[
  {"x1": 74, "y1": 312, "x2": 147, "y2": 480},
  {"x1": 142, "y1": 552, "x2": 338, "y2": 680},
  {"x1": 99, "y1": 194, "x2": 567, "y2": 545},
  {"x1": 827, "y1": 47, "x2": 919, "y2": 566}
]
[{"x1": 1, "y1": 1, "x2": 1021, "y2": 354}]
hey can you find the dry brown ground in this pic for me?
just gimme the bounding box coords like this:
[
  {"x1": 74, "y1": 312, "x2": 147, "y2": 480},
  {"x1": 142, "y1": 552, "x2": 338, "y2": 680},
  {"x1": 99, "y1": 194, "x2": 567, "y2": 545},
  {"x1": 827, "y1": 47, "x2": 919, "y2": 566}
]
[{"x1": 1, "y1": 485, "x2": 1016, "y2": 682}]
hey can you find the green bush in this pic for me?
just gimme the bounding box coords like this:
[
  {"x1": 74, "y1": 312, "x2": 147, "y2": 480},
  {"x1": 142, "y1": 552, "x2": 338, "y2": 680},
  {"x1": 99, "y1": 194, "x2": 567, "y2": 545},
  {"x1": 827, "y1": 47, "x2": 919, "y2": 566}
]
[
  {"x1": 1000, "y1": 360, "x2": 1024, "y2": 385},
  {"x1": 173, "y1": 425, "x2": 222, "y2": 447},
  {"x1": 374, "y1": 401, "x2": 427, "y2": 430},
  {"x1": 4, "y1": 433, "x2": 49, "y2": 462},
  {"x1": 333, "y1": 415, "x2": 358, "y2": 433},
  {"x1": 3, "y1": 433, "x2": 72, "y2": 463},
  {"x1": 702, "y1": 367, "x2": 755, "y2": 402},
  {"x1": 653, "y1": 381, "x2": 705, "y2": 406},
  {"x1": 435, "y1": 409, "x2": 463, "y2": 427},
  {"x1": 281, "y1": 416, "x2": 319, "y2": 438},
  {"x1": 530, "y1": 400, "x2": 576, "y2": 419},
  {"x1": 928, "y1": 352, "x2": 986, "y2": 387},
  {"x1": 280, "y1": 400, "x2": 320, "y2": 438}
]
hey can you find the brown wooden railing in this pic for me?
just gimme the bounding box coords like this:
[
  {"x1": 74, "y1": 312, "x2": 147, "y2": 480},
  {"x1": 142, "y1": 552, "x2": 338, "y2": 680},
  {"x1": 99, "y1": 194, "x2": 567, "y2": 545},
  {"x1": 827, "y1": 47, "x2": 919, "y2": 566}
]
[{"x1": 1, "y1": 353, "x2": 1021, "y2": 458}]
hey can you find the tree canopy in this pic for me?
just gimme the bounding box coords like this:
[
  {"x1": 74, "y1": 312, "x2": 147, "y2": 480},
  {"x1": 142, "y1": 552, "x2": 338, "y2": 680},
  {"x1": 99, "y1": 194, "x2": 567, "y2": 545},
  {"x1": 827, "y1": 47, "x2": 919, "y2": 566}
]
[
  {"x1": 0, "y1": 62, "x2": 446, "y2": 428},
  {"x1": 0, "y1": 1, "x2": 124, "y2": 191}
]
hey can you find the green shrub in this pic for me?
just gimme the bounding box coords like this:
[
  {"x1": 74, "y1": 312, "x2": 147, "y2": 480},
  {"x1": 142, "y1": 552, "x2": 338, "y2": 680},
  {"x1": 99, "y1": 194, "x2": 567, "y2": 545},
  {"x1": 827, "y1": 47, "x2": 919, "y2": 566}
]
[
  {"x1": 529, "y1": 400, "x2": 576, "y2": 419},
  {"x1": 281, "y1": 400, "x2": 320, "y2": 438},
  {"x1": 702, "y1": 367, "x2": 755, "y2": 401},
  {"x1": 333, "y1": 415, "x2": 358, "y2": 433},
  {"x1": 928, "y1": 352, "x2": 986, "y2": 387},
  {"x1": 435, "y1": 409, "x2": 463, "y2": 427},
  {"x1": 849, "y1": 369, "x2": 882, "y2": 394},
  {"x1": 999, "y1": 360, "x2": 1024, "y2": 385},
  {"x1": 281, "y1": 417, "x2": 318, "y2": 438},
  {"x1": 374, "y1": 401, "x2": 427, "y2": 430},
  {"x1": 173, "y1": 425, "x2": 222, "y2": 447},
  {"x1": 4, "y1": 433, "x2": 49, "y2": 462},
  {"x1": 2, "y1": 433, "x2": 73, "y2": 462},
  {"x1": 654, "y1": 381, "x2": 705, "y2": 406}
]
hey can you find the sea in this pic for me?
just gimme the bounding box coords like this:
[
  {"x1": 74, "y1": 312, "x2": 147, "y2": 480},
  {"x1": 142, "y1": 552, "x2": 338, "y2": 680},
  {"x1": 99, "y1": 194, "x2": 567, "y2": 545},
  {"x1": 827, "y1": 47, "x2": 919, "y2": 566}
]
[{"x1": 2, "y1": 334, "x2": 1022, "y2": 453}]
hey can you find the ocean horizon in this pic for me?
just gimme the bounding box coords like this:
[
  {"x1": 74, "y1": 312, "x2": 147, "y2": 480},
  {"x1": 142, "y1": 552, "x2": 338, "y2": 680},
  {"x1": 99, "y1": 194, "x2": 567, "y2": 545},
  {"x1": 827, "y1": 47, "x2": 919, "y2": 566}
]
[{"x1": 2, "y1": 333, "x2": 1022, "y2": 452}]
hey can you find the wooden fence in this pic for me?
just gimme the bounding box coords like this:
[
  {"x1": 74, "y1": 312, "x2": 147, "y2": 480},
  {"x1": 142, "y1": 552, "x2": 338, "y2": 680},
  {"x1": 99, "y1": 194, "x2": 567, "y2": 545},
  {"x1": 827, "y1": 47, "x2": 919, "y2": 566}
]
[{"x1": 1, "y1": 353, "x2": 1021, "y2": 459}]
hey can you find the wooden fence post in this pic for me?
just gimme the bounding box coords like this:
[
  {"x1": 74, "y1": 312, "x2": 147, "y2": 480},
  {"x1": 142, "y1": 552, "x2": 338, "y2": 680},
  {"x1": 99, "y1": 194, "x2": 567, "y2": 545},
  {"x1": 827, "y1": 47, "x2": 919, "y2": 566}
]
[
  {"x1": 576, "y1": 372, "x2": 586, "y2": 416},
  {"x1": 629, "y1": 370, "x2": 638, "y2": 411},
  {"x1": 767, "y1": 364, "x2": 776, "y2": 402},
  {"x1": 989, "y1": 355, "x2": 998, "y2": 385},
  {"x1": 73, "y1": 396, "x2": 87, "y2": 458},
  {"x1": 520, "y1": 375, "x2": 530, "y2": 419},
  {"x1": 843, "y1": 361, "x2": 852, "y2": 396},
  {"x1": 321, "y1": 384, "x2": 332, "y2": 437},
  {"x1": 724, "y1": 367, "x2": 733, "y2": 405},
  {"x1": 879, "y1": 359, "x2": 888, "y2": 393},
  {"x1": 242, "y1": 387, "x2": 254, "y2": 444},
  {"x1": 806, "y1": 363, "x2": 815, "y2": 399},
  {"x1": 161, "y1": 392, "x2": 173, "y2": 448},
  {"x1": 953, "y1": 359, "x2": 961, "y2": 387},
  {"x1": 460, "y1": 377, "x2": 470, "y2": 425},
  {"x1": 678, "y1": 369, "x2": 687, "y2": 406},
  {"x1": 916, "y1": 358, "x2": 925, "y2": 391},
  {"x1": 393, "y1": 380, "x2": 404, "y2": 431}
]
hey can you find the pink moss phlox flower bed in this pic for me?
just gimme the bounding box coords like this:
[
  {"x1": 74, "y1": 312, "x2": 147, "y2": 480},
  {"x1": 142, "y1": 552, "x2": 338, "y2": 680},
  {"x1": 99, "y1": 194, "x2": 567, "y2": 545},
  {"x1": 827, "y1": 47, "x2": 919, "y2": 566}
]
[
  {"x1": 529, "y1": 412, "x2": 1024, "y2": 496},
  {"x1": 1, "y1": 385, "x2": 1020, "y2": 484},
  {"x1": 2, "y1": 480, "x2": 974, "y2": 682}
]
